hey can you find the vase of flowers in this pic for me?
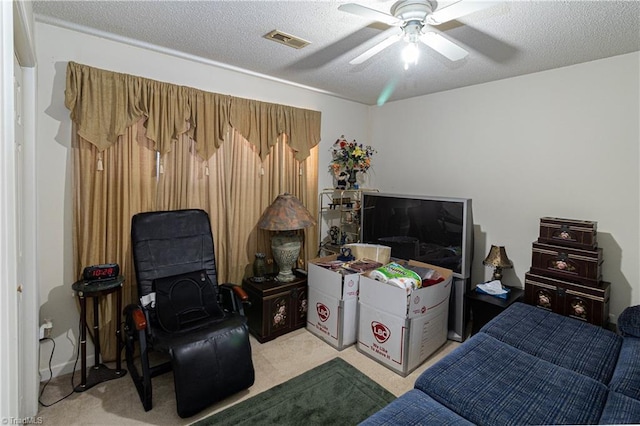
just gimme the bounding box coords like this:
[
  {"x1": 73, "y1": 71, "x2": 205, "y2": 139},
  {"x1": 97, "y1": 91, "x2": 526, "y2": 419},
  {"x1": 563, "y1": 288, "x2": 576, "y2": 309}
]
[
  {"x1": 329, "y1": 135, "x2": 376, "y2": 189},
  {"x1": 347, "y1": 169, "x2": 358, "y2": 188}
]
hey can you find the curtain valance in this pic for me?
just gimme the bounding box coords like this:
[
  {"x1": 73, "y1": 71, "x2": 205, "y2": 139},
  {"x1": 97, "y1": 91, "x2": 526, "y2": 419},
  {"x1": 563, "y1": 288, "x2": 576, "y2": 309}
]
[{"x1": 64, "y1": 61, "x2": 321, "y2": 161}]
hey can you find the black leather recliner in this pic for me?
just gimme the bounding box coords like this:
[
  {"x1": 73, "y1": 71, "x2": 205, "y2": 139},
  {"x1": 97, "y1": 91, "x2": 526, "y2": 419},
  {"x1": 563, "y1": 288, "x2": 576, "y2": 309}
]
[{"x1": 123, "y1": 209, "x2": 255, "y2": 418}]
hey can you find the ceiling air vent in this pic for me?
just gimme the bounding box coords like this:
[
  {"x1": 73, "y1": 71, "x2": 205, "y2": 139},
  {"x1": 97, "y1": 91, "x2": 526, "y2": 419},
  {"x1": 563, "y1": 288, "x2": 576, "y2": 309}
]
[{"x1": 264, "y1": 30, "x2": 310, "y2": 49}]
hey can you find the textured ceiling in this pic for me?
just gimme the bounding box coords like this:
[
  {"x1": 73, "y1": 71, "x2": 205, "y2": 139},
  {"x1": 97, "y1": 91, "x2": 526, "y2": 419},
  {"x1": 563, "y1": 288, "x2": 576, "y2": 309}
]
[{"x1": 33, "y1": 0, "x2": 640, "y2": 106}]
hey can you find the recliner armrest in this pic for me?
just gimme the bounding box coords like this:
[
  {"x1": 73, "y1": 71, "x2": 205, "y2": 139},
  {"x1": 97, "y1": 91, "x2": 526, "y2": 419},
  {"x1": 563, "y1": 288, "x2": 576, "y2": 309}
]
[
  {"x1": 219, "y1": 283, "x2": 250, "y2": 314},
  {"x1": 230, "y1": 285, "x2": 249, "y2": 302},
  {"x1": 132, "y1": 307, "x2": 147, "y2": 330},
  {"x1": 124, "y1": 304, "x2": 148, "y2": 331}
]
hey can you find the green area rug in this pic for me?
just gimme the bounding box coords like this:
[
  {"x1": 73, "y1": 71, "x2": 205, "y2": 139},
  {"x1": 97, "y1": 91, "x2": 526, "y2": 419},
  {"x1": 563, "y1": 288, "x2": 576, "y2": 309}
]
[{"x1": 193, "y1": 358, "x2": 395, "y2": 426}]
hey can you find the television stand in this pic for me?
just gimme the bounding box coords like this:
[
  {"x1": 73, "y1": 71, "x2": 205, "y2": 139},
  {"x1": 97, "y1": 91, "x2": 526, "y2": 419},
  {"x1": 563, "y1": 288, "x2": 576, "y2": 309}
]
[{"x1": 447, "y1": 276, "x2": 471, "y2": 342}]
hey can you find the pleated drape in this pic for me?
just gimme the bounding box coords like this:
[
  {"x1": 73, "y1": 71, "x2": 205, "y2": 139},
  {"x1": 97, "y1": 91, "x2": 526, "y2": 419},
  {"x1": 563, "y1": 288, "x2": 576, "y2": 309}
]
[
  {"x1": 65, "y1": 62, "x2": 321, "y2": 160},
  {"x1": 72, "y1": 122, "x2": 158, "y2": 360},
  {"x1": 67, "y1": 62, "x2": 320, "y2": 361}
]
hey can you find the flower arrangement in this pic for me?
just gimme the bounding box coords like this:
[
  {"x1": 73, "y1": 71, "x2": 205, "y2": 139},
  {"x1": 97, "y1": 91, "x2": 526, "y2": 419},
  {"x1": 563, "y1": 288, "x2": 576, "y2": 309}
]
[{"x1": 329, "y1": 135, "x2": 376, "y2": 177}]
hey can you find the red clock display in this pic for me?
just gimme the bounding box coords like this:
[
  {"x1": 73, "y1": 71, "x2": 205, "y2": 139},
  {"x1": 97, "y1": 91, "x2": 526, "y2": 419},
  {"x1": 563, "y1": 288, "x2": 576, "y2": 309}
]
[{"x1": 83, "y1": 264, "x2": 120, "y2": 281}]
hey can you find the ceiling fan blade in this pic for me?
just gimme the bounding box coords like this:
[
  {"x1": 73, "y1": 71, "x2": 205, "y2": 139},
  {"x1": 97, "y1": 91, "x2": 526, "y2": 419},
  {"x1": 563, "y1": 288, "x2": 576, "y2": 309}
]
[
  {"x1": 338, "y1": 3, "x2": 402, "y2": 26},
  {"x1": 427, "y1": 1, "x2": 499, "y2": 25},
  {"x1": 419, "y1": 32, "x2": 469, "y2": 61},
  {"x1": 350, "y1": 33, "x2": 402, "y2": 65}
]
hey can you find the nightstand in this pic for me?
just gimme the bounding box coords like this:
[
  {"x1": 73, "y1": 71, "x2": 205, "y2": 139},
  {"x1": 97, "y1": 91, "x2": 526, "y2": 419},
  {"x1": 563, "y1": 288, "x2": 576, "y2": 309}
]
[
  {"x1": 466, "y1": 285, "x2": 525, "y2": 335},
  {"x1": 242, "y1": 274, "x2": 308, "y2": 343}
]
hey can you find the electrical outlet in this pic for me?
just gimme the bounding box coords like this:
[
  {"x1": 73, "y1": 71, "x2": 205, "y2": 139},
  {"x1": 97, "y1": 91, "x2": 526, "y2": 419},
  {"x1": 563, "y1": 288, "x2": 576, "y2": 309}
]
[{"x1": 40, "y1": 319, "x2": 53, "y2": 340}]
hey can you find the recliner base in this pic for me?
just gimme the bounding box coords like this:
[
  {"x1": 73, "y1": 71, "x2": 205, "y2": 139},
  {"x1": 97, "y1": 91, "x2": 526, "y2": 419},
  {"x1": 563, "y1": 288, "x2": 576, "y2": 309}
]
[{"x1": 170, "y1": 320, "x2": 255, "y2": 418}]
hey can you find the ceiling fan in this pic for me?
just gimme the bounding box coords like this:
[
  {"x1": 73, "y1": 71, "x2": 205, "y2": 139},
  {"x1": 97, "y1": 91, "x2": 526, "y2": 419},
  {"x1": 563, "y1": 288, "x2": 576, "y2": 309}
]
[{"x1": 339, "y1": 0, "x2": 496, "y2": 67}]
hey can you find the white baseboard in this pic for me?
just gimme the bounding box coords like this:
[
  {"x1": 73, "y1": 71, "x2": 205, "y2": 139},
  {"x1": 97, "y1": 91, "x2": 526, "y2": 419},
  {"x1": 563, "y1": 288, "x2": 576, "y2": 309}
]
[{"x1": 39, "y1": 354, "x2": 95, "y2": 382}]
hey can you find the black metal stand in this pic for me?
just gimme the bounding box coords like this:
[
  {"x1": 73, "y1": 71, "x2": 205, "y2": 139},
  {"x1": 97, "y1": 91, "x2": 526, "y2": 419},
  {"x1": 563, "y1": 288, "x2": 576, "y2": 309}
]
[{"x1": 72, "y1": 276, "x2": 127, "y2": 392}]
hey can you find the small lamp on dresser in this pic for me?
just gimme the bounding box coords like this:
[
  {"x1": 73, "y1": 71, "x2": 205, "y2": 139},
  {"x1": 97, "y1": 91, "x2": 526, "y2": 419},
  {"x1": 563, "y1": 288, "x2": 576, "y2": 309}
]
[{"x1": 483, "y1": 245, "x2": 513, "y2": 281}]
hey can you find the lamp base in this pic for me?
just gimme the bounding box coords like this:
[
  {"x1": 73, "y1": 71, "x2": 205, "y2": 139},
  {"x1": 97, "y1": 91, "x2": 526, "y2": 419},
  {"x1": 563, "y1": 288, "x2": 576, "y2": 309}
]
[
  {"x1": 275, "y1": 270, "x2": 296, "y2": 282},
  {"x1": 271, "y1": 234, "x2": 301, "y2": 283},
  {"x1": 492, "y1": 267, "x2": 503, "y2": 281}
]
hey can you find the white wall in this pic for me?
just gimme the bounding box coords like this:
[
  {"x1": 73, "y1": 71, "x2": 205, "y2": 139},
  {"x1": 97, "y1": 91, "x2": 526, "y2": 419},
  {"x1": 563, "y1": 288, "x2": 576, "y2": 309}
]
[
  {"x1": 369, "y1": 52, "x2": 640, "y2": 322},
  {"x1": 35, "y1": 21, "x2": 370, "y2": 376},
  {"x1": 36, "y1": 19, "x2": 639, "y2": 376}
]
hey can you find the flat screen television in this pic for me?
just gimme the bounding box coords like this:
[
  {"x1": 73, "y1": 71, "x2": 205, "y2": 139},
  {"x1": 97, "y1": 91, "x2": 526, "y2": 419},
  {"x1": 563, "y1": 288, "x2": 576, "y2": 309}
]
[{"x1": 360, "y1": 193, "x2": 474, "y2": 279}]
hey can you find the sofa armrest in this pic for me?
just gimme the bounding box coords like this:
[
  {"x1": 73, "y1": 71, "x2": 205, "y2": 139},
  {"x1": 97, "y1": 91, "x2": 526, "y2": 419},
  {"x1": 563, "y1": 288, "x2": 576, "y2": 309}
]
[{"x1": 618, "y1": 306, "x2": 640, "y2": 337}]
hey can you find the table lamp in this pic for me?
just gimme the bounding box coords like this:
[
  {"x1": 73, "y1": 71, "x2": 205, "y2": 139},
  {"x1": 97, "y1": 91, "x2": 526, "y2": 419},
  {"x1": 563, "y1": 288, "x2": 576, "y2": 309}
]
[
  {"x1": 257, "y1": 193, "x2": 316, "y2": 282},
  {"x1": 482, "y1": 245, "x2": 513, "y2": 281}
]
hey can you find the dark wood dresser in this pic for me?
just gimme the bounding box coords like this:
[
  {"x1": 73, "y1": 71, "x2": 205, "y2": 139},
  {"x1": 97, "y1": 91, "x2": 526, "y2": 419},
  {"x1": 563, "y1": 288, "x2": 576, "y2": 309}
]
[{"x1": 242, "y1": 274, "x2": 307, "y2": 343}]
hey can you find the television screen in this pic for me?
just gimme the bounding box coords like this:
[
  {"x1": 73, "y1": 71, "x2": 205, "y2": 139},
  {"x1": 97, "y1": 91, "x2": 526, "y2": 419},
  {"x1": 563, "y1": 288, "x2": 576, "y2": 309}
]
[{"x1": 361, "y1": 193, "x2": 473, "y2": 278}]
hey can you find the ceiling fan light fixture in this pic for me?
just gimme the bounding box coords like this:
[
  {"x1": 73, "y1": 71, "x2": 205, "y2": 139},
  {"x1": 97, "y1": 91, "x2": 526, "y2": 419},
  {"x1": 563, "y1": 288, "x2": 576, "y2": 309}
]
[
  {"x1": 390, "y1": 0, "x2": 435, "y2": 21},
  {"x1": 340, "y1": 0, "x2": 476, "y2": 65},
  {"x1": 402, "y1": 42, "x2": 419, "y2": 70},
  {"x1": 403, "y1": 21, "x2": 422, "y2": 42}
]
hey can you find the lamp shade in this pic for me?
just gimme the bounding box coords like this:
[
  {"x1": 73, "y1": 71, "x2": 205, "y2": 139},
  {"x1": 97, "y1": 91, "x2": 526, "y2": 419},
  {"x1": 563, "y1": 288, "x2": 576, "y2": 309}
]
[
  {"x1": 257, "y1": 193, "x2": 316, "y2": 231},
  {"x1": 482, "y1": 245, "x2": 513, "y2": 269}
]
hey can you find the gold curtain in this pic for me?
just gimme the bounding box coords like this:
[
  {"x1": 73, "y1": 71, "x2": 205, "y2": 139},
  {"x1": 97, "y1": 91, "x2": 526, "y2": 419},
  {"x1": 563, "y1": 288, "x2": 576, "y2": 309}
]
[
  {"x1": 157, "y1": 128, "x2": 318, "y2": 284},
  {"x1": 72, "y1": 120, "x2": 158, "y2": 360},
  {"x1": 228, "y1": 97, "x2": 321, "y2": 162},
  {"x1": 65, "y1": 62, "x2": 321, "y2": 161},
  {"x1": 68, "y1": 62, "x2": 321, "y2": 360}
]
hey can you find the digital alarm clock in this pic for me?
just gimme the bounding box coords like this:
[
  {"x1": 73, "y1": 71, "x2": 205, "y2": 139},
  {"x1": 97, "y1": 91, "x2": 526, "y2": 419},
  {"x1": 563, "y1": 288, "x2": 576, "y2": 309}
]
[{"x1": 82, "y1": 263, "x2": 120, "y2": 281}]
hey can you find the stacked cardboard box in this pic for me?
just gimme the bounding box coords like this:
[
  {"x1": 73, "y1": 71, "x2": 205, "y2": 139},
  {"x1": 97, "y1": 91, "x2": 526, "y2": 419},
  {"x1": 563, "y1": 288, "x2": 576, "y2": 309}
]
[
  {"x1": 357, "y1": 260, "x2": 452, "y2": 376},
  {"x1": 307, "y1": 255, "x2": 362, "y2": 350},
  {"x1": 307, "y1": 255, "x2": 453, "y2": 377}
]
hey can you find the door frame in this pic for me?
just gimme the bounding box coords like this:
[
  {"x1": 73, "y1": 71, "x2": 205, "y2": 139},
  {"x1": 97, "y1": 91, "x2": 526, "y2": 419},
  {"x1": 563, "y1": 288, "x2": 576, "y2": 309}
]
[{"x1": 1, "y1": 0, "x2": 38, "y2": 419}]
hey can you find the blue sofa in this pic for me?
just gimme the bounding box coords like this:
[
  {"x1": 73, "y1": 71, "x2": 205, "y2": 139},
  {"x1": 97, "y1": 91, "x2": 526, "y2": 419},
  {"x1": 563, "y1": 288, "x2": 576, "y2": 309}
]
[{"x1": 363, "y1": 302, "x2": 640, "y2": 425}]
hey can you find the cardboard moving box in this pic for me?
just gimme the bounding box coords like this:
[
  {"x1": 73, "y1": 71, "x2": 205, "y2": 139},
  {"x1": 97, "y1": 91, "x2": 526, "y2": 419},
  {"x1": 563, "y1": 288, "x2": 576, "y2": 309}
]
[
  {"x1": 357, "y1": 260, "x2": 453, "y2": 376},
  {"x1": 307, "y1": 255, "x2": 361, "y2": 350}
]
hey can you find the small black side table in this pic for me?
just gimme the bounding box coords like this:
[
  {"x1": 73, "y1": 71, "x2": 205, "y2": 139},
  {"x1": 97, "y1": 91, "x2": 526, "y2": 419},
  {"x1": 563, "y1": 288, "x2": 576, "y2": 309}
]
[
  {"x1": 72, "y1": 276, "x2": 127, "y2": 392},
  {"x1": 466, "y1": 285, "x2": 525, "y2": 335}
]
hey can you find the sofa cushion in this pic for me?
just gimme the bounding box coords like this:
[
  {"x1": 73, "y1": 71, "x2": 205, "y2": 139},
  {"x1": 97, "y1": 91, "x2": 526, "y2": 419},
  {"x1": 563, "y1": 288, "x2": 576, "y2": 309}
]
[
  {"x1": 599, "y1": 391, "x2": 640, "y2": 424},
  {"x1": 359, "y1": 389, "x2": 474, "y2": 426},
  {"x1": 618, "y1": 305, "x2": 640, "y2": 337},
  {"x1": 609, "y1": 337, "x2": 640, "y2": 400},
  {"x1": 480, "y1": 302, "x2": 621, "y2": 383},
  {"x1": 415, "y1": 332, "x2": 609, "y2": 425}
]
